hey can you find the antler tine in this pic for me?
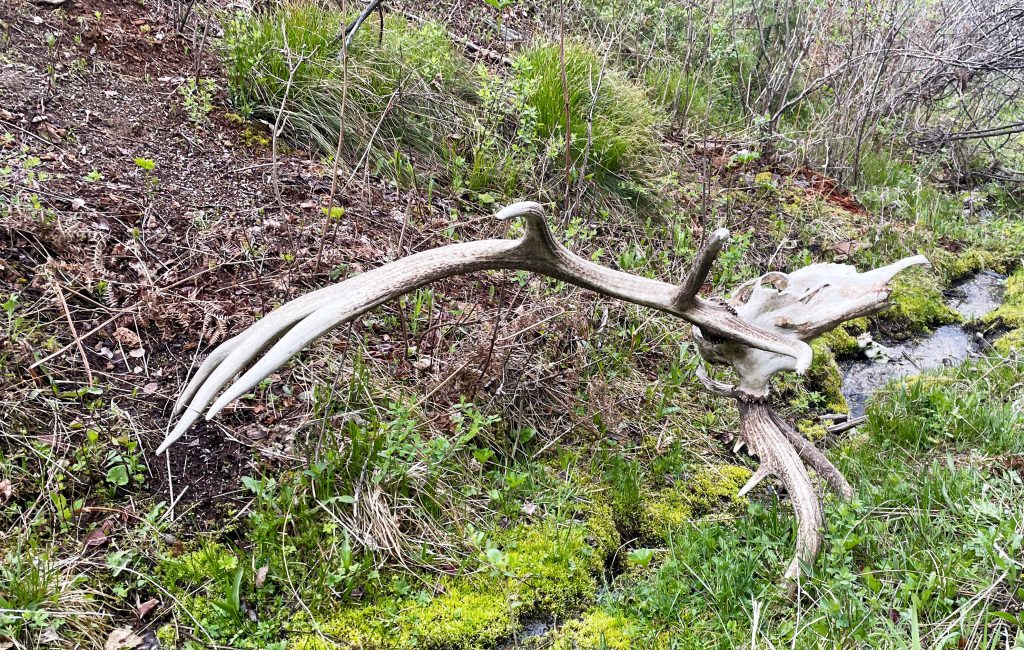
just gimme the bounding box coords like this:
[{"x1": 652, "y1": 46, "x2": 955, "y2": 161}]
[
  {"x1": 675, "y1": 227, "x2": 731, "y2": 305},
  {"x1": 738, "y1": 401, "x2": 823, "y2": 593},
  {"x1": 160, "y1": 202, "x2": 810, "y2": 454}
]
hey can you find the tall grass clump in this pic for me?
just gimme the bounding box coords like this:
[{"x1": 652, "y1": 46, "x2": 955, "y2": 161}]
[
  {"x1": 225, "y1": 4, "x2": 473, "y2": 172},
  {"x1": 517, "y1": 43, "x2": 665, "y2": 203}
]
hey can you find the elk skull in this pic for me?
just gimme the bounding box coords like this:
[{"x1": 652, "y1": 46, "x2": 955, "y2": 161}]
[{"x1": 158, "y1": 201, "x2": 926, "y2": 588}]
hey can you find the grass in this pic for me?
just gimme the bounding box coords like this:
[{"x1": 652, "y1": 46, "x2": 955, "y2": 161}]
[
  {"x1": 544, "y1": 355, "x2": 1024, "y2": 649},
  {"x1": 225, "y1": 6, "x2": 668, "y2": 216},
  {"x1": 5, "y1": 1, "x2": 1024, "y2": 648},
  {"x1": 225, "y1": 5, "x2": 473, "y2": 173},
  {"x1": 517, "y1": 43, "x2": 665, "y2": 201}
]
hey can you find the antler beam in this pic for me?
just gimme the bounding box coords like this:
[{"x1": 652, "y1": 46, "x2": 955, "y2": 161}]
[
  {"x1": 158, "y1": 202, "x2": 810, "y2": 454},
  {"x1": 159, "y1": 200, "x2": 926, "y2": 592}
]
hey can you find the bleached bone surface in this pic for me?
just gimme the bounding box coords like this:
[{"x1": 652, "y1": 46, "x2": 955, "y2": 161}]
[
  {"x1": 695, "y1": 255, "x2": 929, "y2": 397},
  {"x1": 694, "y1": 253, "x2": 927, "y2": 591},
  {"x1": 158, "y1": 202, "x2": 810, "y2": 454}
]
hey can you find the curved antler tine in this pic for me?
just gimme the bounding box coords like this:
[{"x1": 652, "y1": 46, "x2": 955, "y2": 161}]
[
  {"x1": 157, "y1": 292, "x2": 338, "y2": 454},
  {"x1": 676, "y1": 227, "x2": 731, "y2": 303},
  {"x1": 160, "y1": 210, "x2": 543, "y2": 454},
  {"x1": 203, "y1": 238, "x2": 521, "y2": 420},
  {"x1": 172, "y1": 334, "x2": 242, "y2": 416},
  {"x1": 738, "y1": 401, "x2": 823, "y2": 592},
  {"x1": 695, "y1": 364, "x2": 739, "y2": 397}
]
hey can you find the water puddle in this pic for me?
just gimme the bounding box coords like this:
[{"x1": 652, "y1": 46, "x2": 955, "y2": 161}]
[
  {"x1": 840, "y1": 273, "x2": 1005, "y2": 417},
  {"x1": 496, "y1": 618, "x2": 553, "y2": 649}
]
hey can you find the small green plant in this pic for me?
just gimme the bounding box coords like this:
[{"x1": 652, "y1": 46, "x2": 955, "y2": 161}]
[
  {"x1": 627, "y1": 548, "x2": 656, "y2": 568},
  {"x1": 178, "y1": 77, "x2": 218, "y2": 124},
  {"x1": 133, "y1": 157, "x2": 158, "y2": 188},
  {"x1": 211, "y1": 567, "x2": 245, "y2": 624},
  {"x1": 728, "y1": 148, "x2": 761, "y2": 166}
]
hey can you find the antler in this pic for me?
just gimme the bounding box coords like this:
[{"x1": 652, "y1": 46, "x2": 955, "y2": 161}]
[
  {"x1": 696, "y1": 253, "x2": 928, "y2": 593},
  {"x1": 158, "y1": 201, "x2": 811, "y2": 454}
]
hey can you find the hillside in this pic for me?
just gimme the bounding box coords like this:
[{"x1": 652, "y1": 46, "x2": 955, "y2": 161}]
[{"x1": 1, "y1": 1, "x2": 1023, "y2": 649}]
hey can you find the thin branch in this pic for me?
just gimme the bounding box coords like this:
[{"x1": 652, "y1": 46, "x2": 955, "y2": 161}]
[{"x1": 49, "y1": 275, "x2": 94, "y2": 386}]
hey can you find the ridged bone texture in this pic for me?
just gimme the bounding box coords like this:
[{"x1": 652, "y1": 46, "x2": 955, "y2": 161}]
[
  {"x1": 159, "y1": 202, "x2": 810, "y2": 454},
  {"x1": 695, "y1": 252, "x2": 928, "y2": 592},
  {"x1": 159, "y1": 200, "x2": 926, "y2": 589}
]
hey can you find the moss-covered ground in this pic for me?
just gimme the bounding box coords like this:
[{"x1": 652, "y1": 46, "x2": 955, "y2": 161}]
[{"x1": 2, "y1": 1, "x2": 1023, "y2": 649}]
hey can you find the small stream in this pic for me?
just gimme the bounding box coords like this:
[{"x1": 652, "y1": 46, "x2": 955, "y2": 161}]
[{"x1": 840, "y1": 273, "x2": 1006, "y2": 417}]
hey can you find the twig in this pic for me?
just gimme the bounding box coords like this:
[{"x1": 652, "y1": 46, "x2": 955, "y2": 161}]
[
  {"x1": 49, "y1": 275, "x2": 94, "y2": 386},
  {"x1": 559, "y1": 0, "x2": 572, "y2": 217},
  {"x1": 29, "y1": 312, "x2": 120, "y2": 371},
  {"x1": 338, "y1": 0, "x2": 384, "y2": 52},
  {"x1": 826, "y1": 416, "x2": 867, "y2": 435},
  {"x1": 316, "y1": 0, "x2": 354, "y2": 274}
]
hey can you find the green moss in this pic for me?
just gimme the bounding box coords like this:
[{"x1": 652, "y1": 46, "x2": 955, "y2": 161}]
[
  {"x1": 981, "y1": 267, "x2": 1024, "y2": 331},
  {"x1": 642, "y1": 490, "x2": 692, "y2": 539},
  {"x1": 994, "y1": 328, "x2": 1024, "y2": 355},
  {"x1": 156, "y1": 624, "x2": 177, "y2": 648},
  {"x1": 805, "y1": 338, "x2": 849, "y2": 413},
  {"x1": 843, "y1": 317, "x2": 871, "y2": 335},
  {"x1": 289, "y1": 519, "x2": 609, "y2": 649},
  {"x1": 241, "y1": 124, "x2": 270, "y2": 148},
  {"x1": 503, "y1": 522, "x2": 603, "y2": 618},
  {"x1": 585, "y1": 499, "x2": 621, "y2": 561},
  {"x1": 985, "y1": 269, "x2": 1024, "y2": 355},
  {"x1": 158, "y1": 542, "x2": 238, "y2": 588},
  {"x1": 797, "y1": 419, "x2": 828, "y2": 443},
  {"x1": 818, "y1": 327, "x2": 860, "y2": 358},
  {"x1": 884, "y1": 267, "x2": 960, "y2": 337},
  {"x1": 549, "y1": 610, "x2": 635, "y2": 649},
  {"x1": 642, "y1": 465, "x2": 751, "y2": 540},
  {"x1": 930, "y1": 248, "x2": 995, "y2": 282},
  {"x1": 291, "y1": 578, "x2": 513, "y2": 650}
]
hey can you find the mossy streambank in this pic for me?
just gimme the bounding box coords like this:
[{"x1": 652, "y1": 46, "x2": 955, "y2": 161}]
[{"x1": 840, "y1": 272, "x2": 1007, "y2": 416}]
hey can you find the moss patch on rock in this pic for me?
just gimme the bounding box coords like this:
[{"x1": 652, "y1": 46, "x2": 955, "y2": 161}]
[
  {"x1": 994, "y1": 327, "x2": 1024, "y2": 354},
  {"x1": 981, "y1": 267, "x2": 1024, "y2": 331},
  {"x1": 289, "y1": 517, "x2": 610, "y2": 649},
  {"x1": 290, "y1": 577, "x2": 514, "y2": 650},
  {"x1": 883, "y1": 267, "x2": 960, "y2": 338},
  {"x1": 805, "y1": 338, "x2": 849, "y2": 413},
  {"x1": 979, "y1": 267, "x2": 1024, "y2": 354},
  {"x1": 818, "y1": 326, "x2": 860, "y2": 359},
  {"x1": 548, "y1": 610, "x2": 635, "y2": 650}
]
